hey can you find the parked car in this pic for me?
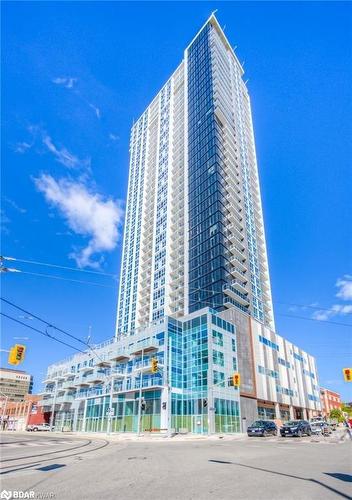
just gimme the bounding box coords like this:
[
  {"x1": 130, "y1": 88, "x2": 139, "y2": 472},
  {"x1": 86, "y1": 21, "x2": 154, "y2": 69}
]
[
  {"x1": 280, "y1": 420, "x2": 311, "y2": 437},
  {"x1": 247, "y1": 420, "x2": 277, "y2": 437},
  {"x1": 310, "y1": 422, "x2": 323, "y2": 435},
  {"x1": 310, "y1": 421, "x2": 332, "y2": 435},
  {"x1": 27, "y1": 423, "x2": 51, "y2": 432}
]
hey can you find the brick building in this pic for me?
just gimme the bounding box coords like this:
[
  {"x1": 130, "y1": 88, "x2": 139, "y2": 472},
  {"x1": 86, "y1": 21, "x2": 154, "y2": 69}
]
[
  {"x1": 320, "y1": 387, "x2": 342, "y2": 417},
  {"x1": 1, "y1": 394, "x2": 50, "y2": 431}
]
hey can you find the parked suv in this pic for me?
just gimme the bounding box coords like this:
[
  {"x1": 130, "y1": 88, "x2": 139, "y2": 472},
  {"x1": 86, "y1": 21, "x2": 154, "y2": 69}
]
[
  {"x1": 27, "y1": 423, "x2": 51, "y2": 432},
  {"x1": 280, "y1": 420, "x2": 311, "y2": 437},
  {"x1": 247, "y1": 420, "x2": 277, "y2": 437}
]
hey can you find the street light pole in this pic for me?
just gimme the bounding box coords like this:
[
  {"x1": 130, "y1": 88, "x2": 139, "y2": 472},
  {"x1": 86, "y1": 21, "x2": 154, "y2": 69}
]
[
  {"x1": 49, "y1": 379, "x2": 58, "y2": 431},
  {"x1": 0, "y1": 391, "x2": 8, "y2": 429},
  {"x1": 107, "y1": 373, "x2": 114, "y2": 435},
  {"x1": 167, "y1": 337, "x2": 172, "y2": 438},
  {"x1": 137, "y1": 348, "x2": 144, "y2": 436}
]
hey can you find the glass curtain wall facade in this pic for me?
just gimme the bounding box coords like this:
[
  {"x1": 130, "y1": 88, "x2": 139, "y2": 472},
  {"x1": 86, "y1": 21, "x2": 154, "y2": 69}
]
[{"x1": 41, "y1": 310, "x2": 240, "y2": 435}]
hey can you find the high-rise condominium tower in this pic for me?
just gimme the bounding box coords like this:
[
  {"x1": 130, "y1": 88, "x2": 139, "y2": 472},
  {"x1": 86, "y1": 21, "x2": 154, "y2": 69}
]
[{"x1": 116, "y1": 14, "x2": 274, "y2": 335}]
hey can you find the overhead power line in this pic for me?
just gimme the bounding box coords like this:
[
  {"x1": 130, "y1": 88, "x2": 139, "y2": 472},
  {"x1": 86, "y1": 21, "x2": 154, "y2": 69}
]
[
  {"x1": 276, "y1": 313, "x2": 352, "y2": 328},
  {"x1": 176, "y1": 285, "x2": 352, "y2": 316},
  {"x1": 275, "y1": 301, "x2": 352, "y2": 315},
  {"x1": 0, "y1": 312, "x2": 85, "y2": 353},
  {"x1": 0, "y1": 256, "x2": 117, "y2": 278},
  {"x1": 0, "y1": 297, "x2": 105, "y2": 362},
  {"x1": 18, "y1": 271, "x2": 116, "y2": 288},
  {"x1": 187, "y1": 298, "x2": 352, "y2": 328}
]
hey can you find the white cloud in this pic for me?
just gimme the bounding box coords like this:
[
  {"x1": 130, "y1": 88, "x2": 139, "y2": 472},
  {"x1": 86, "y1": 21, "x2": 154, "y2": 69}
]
[
  {"x1": 42, "y1": 133, "x2": 91, "y2": 171},
  {"x1": 3, "y1": 197, "x2": 27, "y2": 214},
  {"x1": 312, "y1": 304, "x2": 352, "y2": 321},
  {"x1": 34, "y1": 174, "x2": 124, "y2": 269},
  {"x1": 336, "y1": 275, "x2": 352, "y2": 300},
  {"x1": 310, "y1": 274, "x2": 352, "y2": 321},
  {"x1": 52, "y1": 77, "x2": 78, "y2": 89},
  {"x1": 14, "y1": 142, "x2": 32, "y2": 154},
  {"x1": 89, "y1": 103, "x2": 101, "y2": 119},
  {"x1": 0, "y1": 210, "x2": 10, "y2": 233},
  {"x1": 109, "y1": 133, "x2": 119, "y2": 142}
]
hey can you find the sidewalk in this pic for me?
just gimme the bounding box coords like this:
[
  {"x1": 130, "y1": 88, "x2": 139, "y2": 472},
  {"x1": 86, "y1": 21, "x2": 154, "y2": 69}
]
[{"x1": 0, "y1": 429, "x2": 248, "y2": 442}]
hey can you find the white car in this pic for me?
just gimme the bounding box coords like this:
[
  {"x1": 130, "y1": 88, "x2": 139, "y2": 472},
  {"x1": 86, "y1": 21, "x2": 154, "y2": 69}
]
[{"x1": 27, "y1": 423, "x2": 51, "y2": 432}]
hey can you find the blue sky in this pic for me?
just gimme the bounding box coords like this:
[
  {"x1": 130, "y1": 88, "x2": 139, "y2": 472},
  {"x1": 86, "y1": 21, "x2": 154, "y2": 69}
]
[{"x1": 1, "y1": 1, "x2": 351, "y2": 400}]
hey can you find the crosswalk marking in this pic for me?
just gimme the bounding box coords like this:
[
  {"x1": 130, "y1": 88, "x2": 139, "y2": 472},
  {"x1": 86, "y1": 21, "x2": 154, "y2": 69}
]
[{"x1": 1, "y1": 439, "x2": 75, "y2": 448}]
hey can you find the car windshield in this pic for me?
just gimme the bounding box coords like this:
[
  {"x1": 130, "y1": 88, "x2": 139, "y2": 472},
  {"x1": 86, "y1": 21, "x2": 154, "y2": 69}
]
[
  {"x1": 251, "y1": 421, "x2": 266, "y2": 427},
  {"x1": 285, "y1": 421, "x2": 300, "y2": 427}
]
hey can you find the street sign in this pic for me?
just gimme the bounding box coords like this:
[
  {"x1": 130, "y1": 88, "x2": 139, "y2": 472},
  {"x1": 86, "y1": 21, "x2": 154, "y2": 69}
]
[{"x1": 343, "y1": 368, "x2": 352, "y2": 382}]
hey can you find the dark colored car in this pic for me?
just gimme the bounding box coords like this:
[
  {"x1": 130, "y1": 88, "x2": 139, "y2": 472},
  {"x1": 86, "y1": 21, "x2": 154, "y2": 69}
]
[
  {"x1": 247, "y1": 420, "x2": 278, "y2": 437},
  {"x1": 280, "y1": 420, "x2": 311, "y2": 437}
]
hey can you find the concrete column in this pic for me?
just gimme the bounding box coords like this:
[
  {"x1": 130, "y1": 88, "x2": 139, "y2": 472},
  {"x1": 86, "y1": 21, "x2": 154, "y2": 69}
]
[
  {"x1": 100, "y1": 396, "x2": 107, "y2": 432},
  {"x1": 72, "y1": 402, "x2": 79, "y2": 432},
  {"x1": 274, "y1": 403, "x2": 280, "y2": 420},
  {"x1": 289, "y1": 405, "x2": 294, "y2": 419},
  {"x1": 160, "y1": 387, "x2": 168, "y2": 432},
  {"x1": 302, "y1": 408, "x2": 308, "y2": 420},
  {"x1": 82, "y1": 399, "x2": 88, "y2": 432}
]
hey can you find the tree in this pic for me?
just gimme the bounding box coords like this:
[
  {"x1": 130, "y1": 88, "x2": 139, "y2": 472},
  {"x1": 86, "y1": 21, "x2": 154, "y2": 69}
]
[
  {"x1": 341, "y1": 404, "x2": 352, "y2": 417},
  {"x1": 329, "y1": 408, "x2": 344, "y2": 422}
]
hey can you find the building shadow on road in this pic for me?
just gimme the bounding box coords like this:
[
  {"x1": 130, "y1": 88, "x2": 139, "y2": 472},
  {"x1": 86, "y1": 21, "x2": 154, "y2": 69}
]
[
  {"x1": 324, "y1": 473, "x2": 352, "y2": 483},
  {"x1": 208, "y1": 460, "x2": 350, "y2": 499}
]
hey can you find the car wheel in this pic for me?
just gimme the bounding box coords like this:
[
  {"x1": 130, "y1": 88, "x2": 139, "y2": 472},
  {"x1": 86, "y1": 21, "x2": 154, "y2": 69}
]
[
  {"x1": 307, "y1": 430, "x2": 312, "y2": 436},
  {"x1": 33, "y1": 427, "x2": 38, "y2": 432}
]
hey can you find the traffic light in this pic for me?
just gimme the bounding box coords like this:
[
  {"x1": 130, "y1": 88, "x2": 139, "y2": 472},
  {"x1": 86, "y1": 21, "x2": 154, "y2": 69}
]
[
  {"x1": 151, "y1": 358, "x2": 158, "y2": 373},
  {"x1": 343, "y1": 368, "x2": 352, "y2": 382},
  {"x1": 141, "y1": 400, "x2": 146, "y2": 411},
  {"x1": 8, "y1": 347, "x2": 18, "y2": 365},
  {"x1": 8, "y1": 344, "x2": 26, "y2": 366},
  {"x1": 232, "y1": 372, "x2": 240, "y2": 388},
  {"x1": 162, "y1": 402, "x2": 167, "y2": 410}
]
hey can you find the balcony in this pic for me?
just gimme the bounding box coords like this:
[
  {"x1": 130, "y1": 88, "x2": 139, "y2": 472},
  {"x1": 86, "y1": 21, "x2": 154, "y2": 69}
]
[
  {"x1": 228, "y1": 243, "x2": 245, "y2": 261},
  {"x1": 56, "y1": 394, "x2": 75, "y2": 404},
  {"x1": 228, "y1": 266, "x2": 247, "y2": 281},
  {"x1": 95, "y1": 360, "x2": 111, "y2": 368},
  {"x1": 229, "y1": 279, "x2": 248, "y2": 295},
  {"x1": 110, "y1": 352, "x2": 129, "y2": 363},
  {"x1": 83, "y1": 369, "x2": 108, "y2": 384},
  {"x1": 223, "y1": 284, "x2": 250, "y2": 306},
  {"x1": 62, "y1": 379, "x2": 77, "y2": 390},
  {"x1": 130, "y1": 340, "x2": 159, "y2": 356}
]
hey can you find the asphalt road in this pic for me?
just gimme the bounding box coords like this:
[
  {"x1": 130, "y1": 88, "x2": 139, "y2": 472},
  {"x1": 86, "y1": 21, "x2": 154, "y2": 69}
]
[{"x1": 1, "y1": 431, "x2": 351, "y2": 500}]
